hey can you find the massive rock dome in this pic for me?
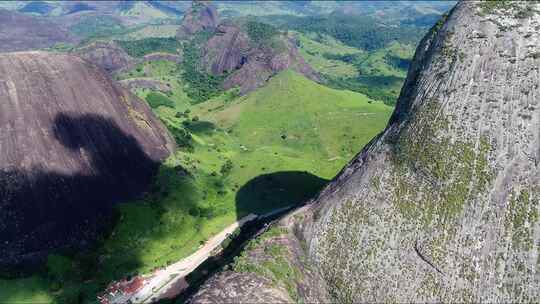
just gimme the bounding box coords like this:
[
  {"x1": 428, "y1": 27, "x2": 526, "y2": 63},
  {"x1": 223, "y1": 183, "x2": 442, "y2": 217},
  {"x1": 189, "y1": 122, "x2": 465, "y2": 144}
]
[
  {"x1": 0, "y1": 51, "x2": 174, "y2": 268},
  {"x1": 191, "y1": 1, "x2": 540, "y2": 302},
  {"x1": 176, "y1": 1, "x2": 219, "y2": 40},
  {"x1": 0, "y1": 9, "x2": 77, "y2": 52}
]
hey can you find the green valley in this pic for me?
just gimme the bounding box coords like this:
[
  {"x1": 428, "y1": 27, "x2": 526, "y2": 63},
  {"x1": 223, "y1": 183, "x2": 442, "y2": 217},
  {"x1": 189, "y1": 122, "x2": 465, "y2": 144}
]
[{"x1": 1, "y1": 69, "x2": 391, "y2": 303}]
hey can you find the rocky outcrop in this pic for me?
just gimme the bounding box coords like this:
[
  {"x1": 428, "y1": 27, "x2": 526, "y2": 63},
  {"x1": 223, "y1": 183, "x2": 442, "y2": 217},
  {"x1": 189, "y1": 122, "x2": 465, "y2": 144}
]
[
  {"x1": 192, "y1": 1, "x2": 540, "y2": 302},
  {"x1": 142, "y1": 52, "x2": 183, "y2": 64},
  {"x1": 75, "y1": 40, "x2": 135, "y2": 73},
  {"x1": 176, "y1": 1, "x2": 219, "y2": 40},
  {"x1": 0, "y1": 9, "x2": 77, "y2": 52},
  {"x1": 202, "y1": 23, "x2": 251, "y2": 75},
  {"x1": 201, "y1": 23, "x2": 320, "y2": 94},
  {"x1": 177, "y1": 1, "x2": 319, "y2": 94},
  {"x1": 191, "y1": 211, "x2": 331, "y2": 304},
  {"x1": 0, "y1": 52, "x2": 174, "y2": 269},
  {"x1": 119, "y1": 79, "x2": 172, "y2": 92}
]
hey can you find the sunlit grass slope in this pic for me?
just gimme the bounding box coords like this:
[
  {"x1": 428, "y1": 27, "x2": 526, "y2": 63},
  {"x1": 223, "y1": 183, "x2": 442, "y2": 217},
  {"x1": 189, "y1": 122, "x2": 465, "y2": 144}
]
[{"x1": 197, "y1": 70, "x2": 392, "y2": 178}]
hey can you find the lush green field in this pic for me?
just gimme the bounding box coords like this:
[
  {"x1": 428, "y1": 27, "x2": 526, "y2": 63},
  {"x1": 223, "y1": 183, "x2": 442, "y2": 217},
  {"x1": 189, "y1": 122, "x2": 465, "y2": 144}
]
[
  {"x1": 116, "y1": 60, "x2": 192, "y2": 111},
  {"x1": 294, "y1": 31, "x2": 362, "y2": 78},
  {"x1": 293, "y1": 30, "x2": 414, "y2": 105},
  {"x1": 195, "y1": 70, "x2": 392, "y2": 178},
  {"x1": 1, "y1": 70, "x2": 391, "y2": 303}
]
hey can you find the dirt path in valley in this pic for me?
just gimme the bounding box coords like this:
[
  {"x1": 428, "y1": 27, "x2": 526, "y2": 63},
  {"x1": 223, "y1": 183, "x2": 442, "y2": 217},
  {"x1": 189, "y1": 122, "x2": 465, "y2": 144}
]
[
  {"x1": 104, "y1": 214, "x2": 256, "y2": 304},
  {"x1": 103, "y1": 206, "x2": 295, "y2": 304}
]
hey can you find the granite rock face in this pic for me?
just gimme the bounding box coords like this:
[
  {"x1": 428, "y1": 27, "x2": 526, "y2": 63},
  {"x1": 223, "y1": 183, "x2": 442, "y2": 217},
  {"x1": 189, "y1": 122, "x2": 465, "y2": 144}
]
[
  {"x1": 192, "y1": 1, "x2": 540, "y2": 302},
  {"x1": 190, "y1": 211, "x2": 331, "y2": 304},
  {"x1": 176, "y1": 1, "x2": 219, "y2": 40},
  {"x1": 200, "y1": 22, "x2": 320, "y2": 94},
  {"x1": 177, "y1": 1, "x2": 319, "y2": 94},
  {"x1": 0, "y1": 9, "x2": 77, "y2": 52},
  {"x1": 75, "y1": 40, "x2": 135, "y2": 73},
  {"x1": 0, "y1": 52, "x2": 174, "y2": 268},
  {"x1": 217, "y1": 34, "x2": 320, "y2": 94}
]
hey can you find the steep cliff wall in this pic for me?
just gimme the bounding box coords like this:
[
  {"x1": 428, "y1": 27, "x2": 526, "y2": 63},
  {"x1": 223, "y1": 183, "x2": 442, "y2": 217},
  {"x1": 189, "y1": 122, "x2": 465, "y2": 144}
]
[
  {"x1": 0, "y1": 52, "x2": 174, "y2": 268},
  {"x1": 192, "y1": 1, "x2": 540, "y2": 302}
]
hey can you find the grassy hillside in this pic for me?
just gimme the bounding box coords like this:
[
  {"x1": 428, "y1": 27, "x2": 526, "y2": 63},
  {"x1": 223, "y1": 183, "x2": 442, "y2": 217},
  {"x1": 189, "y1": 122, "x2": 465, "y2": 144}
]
[
  {"x1": 295, "y1": 31, "x2": 362, "y2": 78},
  {"x1": 1, "y1": 70, "x2": 391, "y2": 303},
  {"x1": 195, "y1": 70, "x2": 392, "y2": 177},
  {"x1": 293, "y1": 31, "x2": 414, "y2": 105}
]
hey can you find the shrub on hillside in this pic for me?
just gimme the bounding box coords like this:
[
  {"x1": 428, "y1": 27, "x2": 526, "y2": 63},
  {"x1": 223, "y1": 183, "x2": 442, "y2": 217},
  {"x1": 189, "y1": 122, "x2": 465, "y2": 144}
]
[
  {"x1": 116, "y1": 38, "x2": 181, "y2": 57},
  {"x1": 246, "y1": 21, "x2": 279, "y2": 44},
  {"x1": 145, "y1": 92, "x2": 175, "y2": 109}
]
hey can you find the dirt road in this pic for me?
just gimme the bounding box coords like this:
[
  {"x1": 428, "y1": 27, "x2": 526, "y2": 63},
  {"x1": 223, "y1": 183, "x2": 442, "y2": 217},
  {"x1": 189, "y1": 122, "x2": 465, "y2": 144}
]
[
  {"x1": 101, "y1": 206, "x2": 295, "y2": 304},
  {"x1": 112, "y1": 214, "x2": 257, "y2": 304}
]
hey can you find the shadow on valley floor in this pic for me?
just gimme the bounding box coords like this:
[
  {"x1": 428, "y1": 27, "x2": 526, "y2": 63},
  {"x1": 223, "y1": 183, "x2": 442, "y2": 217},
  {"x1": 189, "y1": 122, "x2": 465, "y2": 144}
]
[
  {"x1": 183, "y1": 120, "x2": 217, "y2": 135},
  {"x1": 161, "y1": 171, "x2": 329, "y2": 303},
  {"x1": 235, "y1": 171, "x2": 329, "y2": 217},
  {"x1": 0, "y1": 112, "x2": 160, "y2": 273}
]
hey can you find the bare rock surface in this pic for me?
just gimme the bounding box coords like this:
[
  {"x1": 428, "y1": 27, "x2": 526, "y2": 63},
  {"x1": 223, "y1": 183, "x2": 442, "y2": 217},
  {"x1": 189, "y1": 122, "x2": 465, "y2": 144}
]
[
  {"x1": 177, "y1": 1, "x2": 319, "y2": 94},
  {"x1": 202, "y1": 23, "x2": 251, "y2": 76},
  {"x1": 142, "y1": 52, "x2": 183, "y2": 64},
  {"x1": 218, "y1": 35, "x2": 320, "y2": 94},
  {"x1": 176, "y1": 1, "x2": 219, "y2": 40},
  {"x1": 191, "y1": 271, "x2": 291, "y2": 304},
  {"x1": 200, "y1": 22, "x2": 320, "y2": 94},
  {"x1": 75, "y1": 40, "x2": 135, "y2": 73},
  {"x1": 190, "y1": 212, "x2": 331, "y2": 304},
  {"x1": 0, "y1": 51, "x2": 174, "y2": 268},
  {"x1": 0, "y1": 9, "x2": 77, "y2": 52},
  {"x1": 119, "y1": 79, "x2": 172, "y2": 93},
  {"x1": 191, "y1": 1, "x2": 540, "y2": 302}
]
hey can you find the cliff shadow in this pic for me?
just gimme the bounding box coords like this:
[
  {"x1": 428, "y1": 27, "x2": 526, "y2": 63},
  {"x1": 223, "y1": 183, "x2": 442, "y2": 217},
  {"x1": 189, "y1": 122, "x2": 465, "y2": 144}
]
[
  {"x1": 235, "y1": 171, "x2": 329, "y2": 218},
  {"x1": 0, "y1": 112, "x2": 160, "y2": 272}
]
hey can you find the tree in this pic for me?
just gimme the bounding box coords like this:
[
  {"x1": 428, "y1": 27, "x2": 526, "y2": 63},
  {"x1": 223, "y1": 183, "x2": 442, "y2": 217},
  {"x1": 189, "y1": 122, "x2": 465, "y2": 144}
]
[{"x1": 220, "y1": 159, "x2": 234, "y2": 176}]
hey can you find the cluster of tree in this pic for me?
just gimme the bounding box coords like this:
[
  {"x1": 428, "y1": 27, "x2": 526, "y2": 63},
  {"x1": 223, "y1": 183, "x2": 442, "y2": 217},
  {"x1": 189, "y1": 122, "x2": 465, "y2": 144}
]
[
  {"x1": 262, "y1": 13, "x2": 424, "y2": 51},
  {"x1": 116, "y1": 37, "x2": 181, "y2": 57},
  {"x1": 384, "y1": 54, "x2": 411, "y2": 71},
  {"x1": 220, "y1": 159, "x2": 234, "y2": 176},
  {"x1": 324, "y1": 75, "x2": 402, "y2": 106},
  {"x1": 245, "y1": 21, "x2": 279, "y2": 44},
  {"x1": 180, "y1": 35, "x2": 227, "y2": 103},
  {"x1": 164, "y1": 121, "x2": 194, "y2": 151},
  {"x1": 145, "y1": 92, "x2": 175, "y2": 109},
  {"x1": 69, "y1": 15, "x2": 126, "y2": 40}
]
